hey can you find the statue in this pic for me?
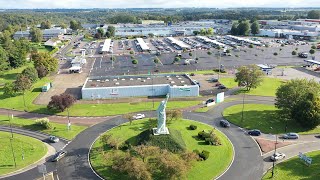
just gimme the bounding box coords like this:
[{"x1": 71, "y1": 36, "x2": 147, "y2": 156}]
[{"x1": 153, "y1": 94, "x2": 170, "y2": 135}]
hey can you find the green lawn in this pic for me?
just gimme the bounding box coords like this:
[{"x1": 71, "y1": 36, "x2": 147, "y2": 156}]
[
  {"x1": 90, "y1": 119, "x2": 233, "y2": 180},
  {"x1": 0, "y1": 115, "x2": 86, "y2": 140},
  {"x1": 223, "y1": 104, "x2": 320, "y2": 134},
  {"x1": 0, "y1": 63, "x2": 33, "y2": 85},
  {"x1": 30, "y1": 43, "x2": 53, "y2": 53},
  {"x1": 263, "y1": 151, "x2": 320, "y2": 180},
  {"x1": 243, "y1": 78, "x2": 284, "y2": 97},
  {"x1": 0, "y1": 131, "x2": 47, "y2": 175},
  {"x1": 61, "y1": 101, "x2": 200, "y2": 117},
  {"x1": 219, "y1": 77, "x2": 238, "y2": 88}
]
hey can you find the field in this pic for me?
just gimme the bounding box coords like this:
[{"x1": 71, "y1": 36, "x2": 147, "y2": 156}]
[
  {"x1": 0, "y1": 115, "x2": 86, "y2": 140},
  {"x1": 90, "y1": 119, "x2": 233, "y2": 180},
  {"x1": 263, "y1": 151, "x2": 320, "y2": 180},
  {"x1": 30, "y1": 43, "x2": 53, "y2": 53},
  {"x1": 0, "y1": 131, "x2": 47, "y2": 175},
  {"x1": 223, "y1": 104, "x2": 320, "y2": 134},
  {"x1": 239, "y1": 77, "x2": 284, "y2": 97}
]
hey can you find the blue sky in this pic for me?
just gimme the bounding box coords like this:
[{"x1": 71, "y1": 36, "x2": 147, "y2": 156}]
[{"x1": 0, "y1": 0, "x2": 319, "y2": 9}]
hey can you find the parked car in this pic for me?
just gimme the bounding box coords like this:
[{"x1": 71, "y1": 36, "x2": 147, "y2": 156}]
[
  {"x1": 210, "y1": 78, "x2": 218, "y2": 82},
  {"x1": 248, "y1": 129, "x2": 261, "y2": 136},
  {"x1": 133, "y1": 114, "x2": 145, "y2": 120},
  {"x1": 298, "y1": 52, "x2": 308, "y2": 58},
  {"x1": 270, "y1": 152, "x2": 286, "y2": 161},
  {"x1": 51, "y1": 151, "x2": 67, "y2": 162},
  {"x1": 283, "y1": 133, "x2": 299, "y2": 139},
  {"x1": 220, "y1": 120, "x2": 230, "y2": 128},
  {"x1": 48, "y1": 136, "x2": 59, "y2": 143},
  {"x1": 218, "y1": 85, "x2": 226, "y2": 89},
  {"x1": 206, "y1": 98, "x2": 215, "y2": 104}
]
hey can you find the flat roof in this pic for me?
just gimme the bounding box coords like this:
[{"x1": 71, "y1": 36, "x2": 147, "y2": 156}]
[
  {"x1": 196, "y1": 36, "x2": 226, "y2": 47},
  {"x1": 304, "y1": 59, "x2": 320, "y2": 65},
  {"x1": 136, "y1": 38, "x2": 150, "y2": 50},
  {"x1": 166, "y1": 37, "x2": 189, "y2": 49},
  {"x1": 102, "y1": 39, "x2": 112, "y2": 52},
  {"x1": 226, "y1": 35, "x2": 262, "y2": 46},
  {"x1": 84, "y1": 74, "x2": 195, "y2": 88},
  {"x1": 256, "y1": 64, "x2": 272, "y2": 69}
]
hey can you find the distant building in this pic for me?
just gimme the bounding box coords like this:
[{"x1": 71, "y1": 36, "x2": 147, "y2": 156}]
[
  {"x1": 44, "y1": 39, "x2": 61, "y2": 47},
  {"x1": 13, "y1": 28, "x2": 67, "y2": 41},
  {"x1": 258, "y1": 29, "x2": 319, "y2": 40}
]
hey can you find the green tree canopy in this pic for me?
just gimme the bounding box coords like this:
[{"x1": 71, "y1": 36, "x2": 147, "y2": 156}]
[
  {"x1": 250, "y1": 21, "x2": 260, "y2": 35},
  {"x1": 238, "y1": 21, "x2": 250, "y2": 36},
  {"x1": 32, "y1": 52, "x2": 58, "y2": 75},
  {"x1": 230, "y1": 22, "x2": 239, "y2": 35},
  {"x1": 307, "y1": 10, "x2": 320, "y2": 19},
  {"x1": 22, "y1": 67, "x2": 38, "y2": 83},
  {"x1": 235, "y1": 65, "x2": 264, "y2": 91},
  {"x1": 30, "y1": 27, "x2": 43, "y2": 43}
]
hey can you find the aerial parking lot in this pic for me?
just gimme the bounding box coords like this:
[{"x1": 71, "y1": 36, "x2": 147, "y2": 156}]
[{"x1": 87, "y1": 35, "x2": 314, "y2": 76}]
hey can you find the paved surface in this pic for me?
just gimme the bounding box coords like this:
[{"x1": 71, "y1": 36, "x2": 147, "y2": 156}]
[{"x1": 0, "y1": 126, "x2": 68, "y2": 180}]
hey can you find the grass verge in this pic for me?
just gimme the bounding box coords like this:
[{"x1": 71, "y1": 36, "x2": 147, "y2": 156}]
[
  {"x1": 90, "y1": 119, "x2": 233, "y2": 180},
  {"x1": 223, "y1": 104, "x2": 320, "y2": 134},
  {"x1": 0, "y1": 131, "x2": 47, "y2": 175},
  {"x1": 262, "y1": 151, "x2": 320, "y2": 180},
  {"x1": 0, "y1": 115, "x2": 86, "y2": 140}
]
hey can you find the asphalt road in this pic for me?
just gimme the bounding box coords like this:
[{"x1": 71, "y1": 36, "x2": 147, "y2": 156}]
[{"x1": 0, "y1": 126, "x2": 68, "y2": 180}]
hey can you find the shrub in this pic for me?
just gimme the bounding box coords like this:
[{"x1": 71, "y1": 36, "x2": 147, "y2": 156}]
[
  {"x1": 132, "y1": 59, "x2": 138, "y2": 64},
  {"x1": 281, "y1": 44, "x2": 285, "y2": 47},
  {"x1": 190, "y1": 73, "x2": 195, "y2": 76},
  {"x1": 195, "y1": 57, "x2": 199, "y2": 60},
  {"x1": 199, "y1": 150, "x2": 210, "y2": 160},
  {"x1": 193, "y1": 149, "x2": 200, "y2": 155},
  {"x1": 235, "y1": 54, "x2": 239, "y2": 58},
  {"x1": 189, "y1": 52, "x2": 193, "y2": 56},
  {"x1": 273, "y1": 52, "x2": 278, "y2": 56},
  {"x1": 129, "y1": 51, "x2": 134, "y2": 54},
  {"x1": 130, "y1": 55, "x2": 135, "y2": 59},
  {"x1": 311, "y1": 45, "x2": 316, "y2": 49},
  {"x1": 35, "y1": 118, "x2": 52, "y2": 129},
  {"x1": 207, "y1": 51, "x2": 212, "y2": 55},
  {"x1": 120, "y1": 141, "x2": 132, "y2": 151},
  {"x1": 279, "y1": 48, "x2": 282, "y2": 51},
  {"x1": 249, "y1": 44, "x2": 254, "y2": 48},
  {"x1": 198, "y1": 131, "x2": 211, "y2": 140},
  {"x1": 292, "y1": 51, "x2": 297, "y2": 55},
  {"x1": 189, "y1": 125, "x2": 197, "y2": 130},
  {"x1": 174, "y1": 57, "x2": 181, "y2": 62},
  {"x1": 213, "y1": 69, "x2": 226, "y2": 73},
  {"x1": 310, "y1": 49, "x2": 316, "y2": 55},
  {"x1": 3, "y1": 82, "x2": 16, "y2": 97},
  {"x1": 205, "y1": 136, "x2": 222, "y2": 146}
]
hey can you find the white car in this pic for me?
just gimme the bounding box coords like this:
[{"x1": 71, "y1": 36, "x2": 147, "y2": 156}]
[
  {"x1": 270, "y1": 152, "x2": 286, "y2": 161},
  {"x1": 133, "y1": 114, "x2": 145, "y2": 120},
  {"x1": 48, "y1": 136, "x2": 60, "y2": 143}
]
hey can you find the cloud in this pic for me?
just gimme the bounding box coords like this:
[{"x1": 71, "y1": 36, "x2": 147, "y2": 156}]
[{"x1": 0, "y1": 0, "x2": 318, "y2": 9}]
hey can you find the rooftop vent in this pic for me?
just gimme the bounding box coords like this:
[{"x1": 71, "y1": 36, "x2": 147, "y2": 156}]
[
  {"x1": 178, "y1": 78, "x2": 182, "y2": 80},
  {"x1": 137, "y1": 78, "x2": 141, "y2": 80},
  {"x1": 105, "y1": 79, "x2": 109, "y2": 82},
  {"x1": 171, "y1": 81, "x2": 175, "y2": 84},
  {"x1": 113, "y1": 79, "x2": 117, "y2": 82},
  {"x1": 166, "y1": 76, "x2": 170, "y2": 78},
  {"x1": 121, "y1": 79, "x2": 125, "y2": 81},
  {"x1": 147, "y1": 77, "x2": 151, "y2": 80},
  {"x1": 168, "y1": 78, "x2": 172, "y2": 80},
  {"x1": 142, "y1": 80, "x2": 146, "y2": 82},
  {"x1": 88, "y1": 80, "x2": 92, "y2": 82},
  {"x1": 115, "y1": 82, "x2": 120, "y2": 85},
  {"x1": 130, "y1": 78, "x2": 134, "y2": 80},
  {"x1": 181, "y1": 81, "x2": 185, "y2": 83},
  {"x1": 97, "y1": 80, "x2": 100, "y2": 82},
  {"x1": 176, "y1": 75, "x2": 180, "y2": 78}
]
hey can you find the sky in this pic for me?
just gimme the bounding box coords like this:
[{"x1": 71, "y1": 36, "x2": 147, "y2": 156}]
[{"x1": 0, "y1": 0, "x2": 319, "y2": 9}]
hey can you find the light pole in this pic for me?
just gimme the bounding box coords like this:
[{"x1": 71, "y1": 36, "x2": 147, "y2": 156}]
[
  {"x1": 270, "y1": 127, "x2": 278, "y2": 178},
  {"x1": 218, "y1": 51, "x2": 221, "y2": 80},
  {"x1": 8, "y1": 114, "x2": 17, "y2": 167},
  {"x1": 240, "y1": 91, "x2": 245, "y2": 125}
]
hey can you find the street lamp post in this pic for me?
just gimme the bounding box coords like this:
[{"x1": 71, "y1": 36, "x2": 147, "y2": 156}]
[
  {"x1": 270, "y1": 127, "x2": 278, "y2": 177},
  {"x1": 240, "y1": 91, "x2": 245, "y2": 125}
]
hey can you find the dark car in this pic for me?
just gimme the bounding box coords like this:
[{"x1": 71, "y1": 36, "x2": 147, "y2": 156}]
[
  {"x1": 218, "y1": 85, "x2": 226, "y2": 89},
  {"x1": 220, "y1": 120, "x2": 230, "y2": 128},
  {"x1": 206, "y1": 98, "x2": 215, "y2": 104},
  {"x1": 210, "y1": 78, "x2": 218, "y2": 82},
  {"x1": 298, "y1": 52, "x2": 308, "y2": 58},
  {"x1": 48, "y1": 136, "x2": 59, "y2": 143},
  {"x1": 51, "y1": 151, "x2": 67, "y2": 162},
  {"x1": 248, "y1": 129, "x2": 261, "y2": 136}
]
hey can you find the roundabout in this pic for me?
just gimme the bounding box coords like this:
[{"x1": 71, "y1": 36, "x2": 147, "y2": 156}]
[{"x1": 90, "y1": 119, "x2": 234, "y2": 180}]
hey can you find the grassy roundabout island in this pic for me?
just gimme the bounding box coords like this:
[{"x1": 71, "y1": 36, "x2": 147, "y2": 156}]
[
  {"x1": 263, "y1": 151, "x2": 320, "y2": 180},
  {"x1": 0, "y1": 131, "x2": 47, "y2": 175},
  {"x1": 90, "y1": 119, "x2": 233, "y2": 180},
  {"x1": 223, "y1": 104, "x2": 320, "y2": 134}
]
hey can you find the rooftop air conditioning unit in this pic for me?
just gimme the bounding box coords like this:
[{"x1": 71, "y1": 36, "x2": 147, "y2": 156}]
[
  {"x1": 113, "y1": 79, "x2": 117, "y2": 81},
  {"x1": 130, "y1": 78, "x2": 133, "y2": 80},
  {"x1": 115, "y1": 82, "x2": 120, "y2": 85},
  {"x1": 106, "y1": 79, "x2": 109, "y2": 81},
  {"x1": 171, "y1": 81, "x2": 175, "y2": 84},
  {"x1": 121, "y1": 79, "x2": 125, "y2": 81}
]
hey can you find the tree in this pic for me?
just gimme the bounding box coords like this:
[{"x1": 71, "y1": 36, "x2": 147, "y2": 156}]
[
  {"x1": 132, "y1": 59, "x2": 138, "y2": 64},
  {"x1": 174, "y1": 57, "x2": 180, "y2": 63},
  {"x1": 60, "y1": 23, "x2": 67, "y2": 29},
  {"x1": 311, "y1": 45, "x2": 317, "y2": 49},
  {"x1": 238, "y1": 21, "x2": 250, "y2": 36},
  {"x1": 189, "y1": 52, "x2": 193, "y2": 57},
  {"x1": 107, "y1": 26, "x2": 115, "y2": 37},
  {"x1": 94, "y1": 32, "x2": 102, "y2": 39},
  {"x1": 32, "y1": 52, "x2": 58, "y2": 75},
  {"x1": 70, "y1": 20, "x2": 82, "y2": 30},
  {"x1": 193, "y1": 31, "x2": 200, "y2": 35},
  {"x1": 14, "y1": 74, "x2": 32, "y2": 110},
  {"x1": 112, "y1": 153, "x2": 152, "y2": 180},
  {"x1": 148, "y1": 33, "x2": 154, "y2": 38},
  {"x1": 230, "y1": 22, "x2": 239, "y2": 35},
  {"x1": 200, "y1": 28, "x2": 207, "y2": 35},
  {"x1": 166, "y1": 109, "x2": 182, "y2": 122},
  {"x1": 30, "y1": 28, "x2": 43, "y2": 43},
  {"x1": 235, "y1": 65, "x2": 264, "y2": 91},
  {"x1": 275, "y1": 79, "x2": 320, "y2": 121},
  {"x1": 3, "y1": 82, "x2": 16, "y2": 97},
  {"x1": 40, "y1": 21, "x2": 51, "y2": 29},
  {"x1": 207, "y1": 28, "x2": 214, "y2": 35},
  {"x1": 133, "y1": 145, "x2": 160, "y2": 162},
  {"x1": 123, "y1": 114, "x2": 134, "y2": 125},
  {"x1": 47, "y1": 93, "x2": 76, "y2": 112},
  {"x1": 154, "y1": 57, "x2": 160, "y2": 64},
  {"x1": 36, "y1": 65, "x2": 48, "y2": 78},
  {"x1": 310, "y1": 49, "x2": 316, "y2": 55},
  {"x1": 97, "y1": 28, "x2": 105, "y2": 37},
  {"x1": 292, "y1": 50, "x2": 297, "y2": 55},
  {"x1": 291, "y1": 92, "x2": 320, "y2": 128},
  {"x1": 250, "y1": 21, "x2": 260, "y2": 35},
  {"x1": 0, "y1": 46, "x2": 9, "y2": 73},
  {"x1": 22, "y1": 67, "x2": 38, "y2": 83},
  {"x1": 307, "y1": 10, "x2": 320, "y2": 19}
]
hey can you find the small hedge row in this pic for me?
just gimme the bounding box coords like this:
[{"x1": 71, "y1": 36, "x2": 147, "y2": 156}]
[
  {"x1": 193, "y1": 149, "x2": 210, "y2": 160},
  {"x1": 189, "y1": 124, "x2": 197, "y2": 130},
  {"x1": 198, "y1": 130, "x2": 222, "y2": 146}
]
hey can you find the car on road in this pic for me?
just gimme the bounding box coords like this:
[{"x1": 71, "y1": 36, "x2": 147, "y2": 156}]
[
  {"x1": 298, "y1": 52, "x2": 308, "y2": 58},
  {"x1": 282, "y1": 133, "x2": 299, "y2": 139},
  {"x1": 218, "y1": 85, "x2": 226, "y2": 89},
  {"x1": 48, "y1": 136, "x2": 59, "y2": 143},
  {"x1": 51, "y1": 151, "x2": 67, "y2": 162},
  {"x1": 210, "y1": 78, "x2": 218, "y2": 82},
  {"x1": 220, "y1": 120, "x2": 230, "y2": 128},
  {"x1": 133, "y1": 114, "x2": 145, "y2": 120},
  {"x1": 248, "y1": 129, "x2": 261, "y2": 136},
  {"x1": 270, "y1": 152, "x2": 286, "y2": 161}
]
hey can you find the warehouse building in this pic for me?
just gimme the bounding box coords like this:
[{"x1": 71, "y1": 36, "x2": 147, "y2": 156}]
[
  {"x1": 13, "y1": 28, "x2": 67, "y2": 40},
  {"x1": 100, "y1": 39, "x2": 113, "y2": 54},
  {"x1": 81, "y1": 74, "x2": 199, "y2": 99}
]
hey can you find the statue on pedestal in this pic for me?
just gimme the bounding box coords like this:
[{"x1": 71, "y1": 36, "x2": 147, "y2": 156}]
[{"x1": 153, "y1": 94, "x2": 170, "y2": 135}]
